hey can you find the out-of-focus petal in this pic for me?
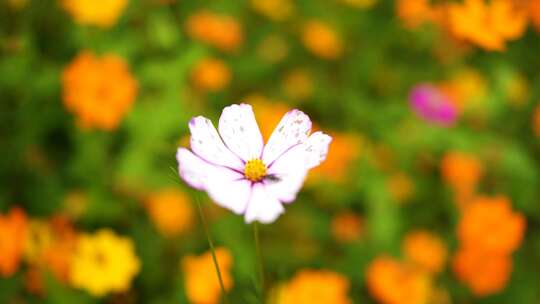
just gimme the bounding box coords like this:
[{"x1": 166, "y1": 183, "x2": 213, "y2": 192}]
[
  {"x1": 262, "y1": 109, "x2": 312, "y2": 165},
  {"x1": 303, "y1": 131, "x2": 332, "y2": 169},
  {"x1": 244, "y1": 183, "x2": 284, "y2": 224},
  {"x1": 189, "y1": 116, "x2": 244, "y2": 170},
  {"x1": 218, "y1": 104, "x2": 264, "y2": 162}
]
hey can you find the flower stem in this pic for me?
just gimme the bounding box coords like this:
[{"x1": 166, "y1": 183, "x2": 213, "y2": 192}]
[
  {"x1": 195, "y1": 197, "x2": 229, "y2": 304},
  {"x1": 253, "y1": 222, "x2": 265, "y2": 298}
]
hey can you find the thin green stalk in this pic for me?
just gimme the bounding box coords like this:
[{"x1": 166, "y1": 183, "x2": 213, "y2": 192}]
[
  {"x1": 195, "y1": 198, "x2": 229, "y2": 304},
  {"x1": 253, "y1": 222, "x2": 265, "y2": 298}
]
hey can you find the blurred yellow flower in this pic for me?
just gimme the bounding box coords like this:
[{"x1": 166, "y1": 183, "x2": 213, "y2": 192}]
[
  {"x1": 62, "y1": 51, "x2": 138, "y2": 130},
  {"x1": 185, "y1": 11, "x2": 243, "y2": 52},
  {"x1": 69, "y1": 229, "x2": 140, "y2": 297},
  {"x1": 250, "y1": 0, "x2": 294, "y2": 21},
  {"x1": 403, "y1": 230, "x2": 447, "y2": 274},
  {"x1": 282, "y1": 68, "x2": 314, "y2": 102},
  {"x1": 61, "y1": 0, "x2": 129, "y2": 28},
  {"x1": 302, "y1": 21, "x2": 344, "y2": 60},
  {"x1": 181, "y1": 248, "x2": 233, "y2": 304},
  {"x1": 447, "y1": 0, "x2": 527, "y2": 51},
  {"x1": 191, "y1": 57, "x2": 231, "y2": 92},
  {"x1": 366, "y1": 256, "x2": 431, "y2": 304},
  {"x1": 331, "y1": 212, "x2": 363, "y2": 243},
  {"x1": 0, "y1": 207, "x2": 28, "y2": 277},
  {"x1": 278, "y1": 269, "x2": 351, "y2": 304},
  {"x1": 145, "y1": 188, "x2": 193, "y2": 237}
]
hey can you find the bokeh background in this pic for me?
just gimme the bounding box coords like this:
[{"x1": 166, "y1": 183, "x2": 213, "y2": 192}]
[{"x1": 1, "y1": 0, "x2": 540, "y2": 303}]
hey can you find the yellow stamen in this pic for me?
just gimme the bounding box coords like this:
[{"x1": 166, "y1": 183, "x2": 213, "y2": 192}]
[{"x1": 244, "y1": 159, "x2": 267, "y2": 182}]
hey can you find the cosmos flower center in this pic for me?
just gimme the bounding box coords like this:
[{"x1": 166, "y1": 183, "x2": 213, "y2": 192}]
[{"x1": 244, "y1": 159, "x2": 267, "y2": 182}]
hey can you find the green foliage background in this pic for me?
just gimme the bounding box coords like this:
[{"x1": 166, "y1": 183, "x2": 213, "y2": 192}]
[{"x1": 1, "y1": 0, "x2": 540, "y2": 303}]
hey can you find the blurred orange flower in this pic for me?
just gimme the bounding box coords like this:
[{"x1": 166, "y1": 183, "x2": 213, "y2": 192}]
[
  {"x1": 452, "y1": 248, "x2": 511, "y2": 296},
  {"x1": 331, "y1": 212, "x2": 363, "y2": 243},
  {"x1": 440, "y1": 151, "x2": 483, "y2": 205},
  {"x1": 191, "y1": 58, "x2": 231, "y2": 92},
  {"x1": 61, "y1": 0, "x2": 128, "y2": 28},
  {"x1": 278, "y1": 269, "x2": 351, "y2": 304},
  {"x1": 403, "y1": 230, "x2": 447, "y2": 274},
  {"x1": 530, "y1": 0, "x2": 540, "y2": 32},
  {"x1": 0, "y1": 207, "x2": 28, "y2": 277},
  {"x1": 396, "y1": 0, "x2": 438, "y2": 29},
  {"x1": 302, "y1": 21, "x2": 344, "y2": 60},
  {"x1": 458, "y1": 195, "x2": 525, "y2": 255},
  {"x1": 447, "y1": 0, "x2": 527, "y2": 51},
  {"x1": 185, "y1": 11, "x2": 243, "y2": 52},
  {"x1": 366, "y1": 256, "x2": 431, "y2": 304},
  {"x1": 309, "y1": 132, "x2": 362, "y2": 183},
  {"x1": 248, "y1": 96, "x2": 291, "y2": 141},
  {"x1": 24, "y1": 216, "x2": 77, "y2": 293},
  {"x1": 181, "y1": 248, "x2": 233, "y2": 304},
  {"x1": 533, "y1": 105, "x2": 540, "y2": 137},
  {"x1": 145, "y1": 188, "x2": 193, "y2": 237},
  {"x1": 62, "y1": 51, "x2": 138, "y2": 130}
]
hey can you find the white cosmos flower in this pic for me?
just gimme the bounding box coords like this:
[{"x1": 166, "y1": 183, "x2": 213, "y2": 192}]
[{"x1": 176, "y1": 103, "x2": 332, "y2": 224}]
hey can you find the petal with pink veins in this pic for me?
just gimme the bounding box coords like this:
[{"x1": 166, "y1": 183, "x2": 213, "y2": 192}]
[
  {"x1": 262, "y1": 110, "x2": 312, "y2": 166},
  {"x1": 244, "y1": 183, "x2": 284, "y2": 224},
  {"x1": 219, "y1": 104, "x2": 264, "y2": 162},
  {"x1": 189, "y1": 116, "x2": 244, "y2": 170}
]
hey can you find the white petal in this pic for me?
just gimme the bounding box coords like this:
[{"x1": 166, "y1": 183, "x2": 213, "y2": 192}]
[
  {"x1": 303, "y1": 131, "x2": 332, "y2": 169},
  {"x1": 176, "y1": 148, "x2": 210, "y2": 190},
  {"x1": 244, "y1": 183, "x2": 284, "y2": 224},
  {"x1": 176, "y1": 148, "x2": 243, "y2": 190},
  {"x1": 206, "y1": 179, "x2": 252, "y2": 215},
  {"x1": 265, "y1": 145, "x2": 309, "y2": 203},
  {"x1": 262, "y1": 109, "x2": 312, "y2": 166},
  {"x1": 219, "y1": 104, "x2": 264, "y2": 162},
  {"x1": 189, "y1": 116, "x2": 244, "y2": 170}
]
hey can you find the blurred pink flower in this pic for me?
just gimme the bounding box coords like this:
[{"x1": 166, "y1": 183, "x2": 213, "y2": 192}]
[
  {"x1": 177, "y1": 104, "x2": 332, "y2": 224},
  {"x1": 409, "y1": 84, "x2": 457, "y2": 126}
]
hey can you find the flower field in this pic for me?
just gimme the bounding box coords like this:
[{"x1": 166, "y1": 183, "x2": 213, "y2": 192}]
[{"x1": 1, "y1": 0, "x2": 540, "y2": 303}]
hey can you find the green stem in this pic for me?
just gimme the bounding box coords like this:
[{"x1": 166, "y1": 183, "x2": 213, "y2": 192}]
[
  {"x1": 195, "y1": 198, "x2": 229, "y2": 304},
  {"x1": 253, "y1": 222, "x2": 265, "y2": 298}
]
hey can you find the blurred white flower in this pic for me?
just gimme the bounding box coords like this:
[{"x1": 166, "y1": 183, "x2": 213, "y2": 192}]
[{"x1": 176, "y1": 104, "x2": 332, "y2": 224}]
